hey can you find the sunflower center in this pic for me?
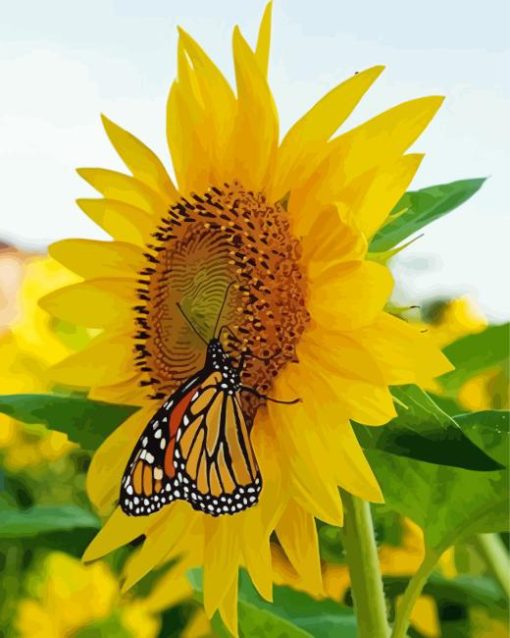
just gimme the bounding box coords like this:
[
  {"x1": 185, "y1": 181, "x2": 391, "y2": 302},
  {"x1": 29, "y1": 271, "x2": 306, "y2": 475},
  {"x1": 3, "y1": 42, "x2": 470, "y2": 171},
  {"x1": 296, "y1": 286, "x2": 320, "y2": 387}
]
[{"x1": 134, "y1": 183, "x2": 309, "y2": 419}]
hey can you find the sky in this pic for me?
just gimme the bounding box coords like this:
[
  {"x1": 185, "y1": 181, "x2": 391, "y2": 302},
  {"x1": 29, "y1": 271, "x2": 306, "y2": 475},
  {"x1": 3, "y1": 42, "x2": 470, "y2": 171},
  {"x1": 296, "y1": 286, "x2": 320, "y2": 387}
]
[{"x1": 1, "y1": 0, "x2": 509, "y2": 320}]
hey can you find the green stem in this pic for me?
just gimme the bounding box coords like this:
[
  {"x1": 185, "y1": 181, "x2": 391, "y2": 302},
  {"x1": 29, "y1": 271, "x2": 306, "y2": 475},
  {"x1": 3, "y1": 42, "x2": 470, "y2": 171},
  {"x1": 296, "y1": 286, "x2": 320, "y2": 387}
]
[
  {"x1": 340, "y1": 490, "x2": 389, "y2": 638},
  {"x1": 391, "y1": 550, "x2": 439, "y2": 638},
  {"x1": 472, "y1": 533, "x2": 510, "y2": 598}
]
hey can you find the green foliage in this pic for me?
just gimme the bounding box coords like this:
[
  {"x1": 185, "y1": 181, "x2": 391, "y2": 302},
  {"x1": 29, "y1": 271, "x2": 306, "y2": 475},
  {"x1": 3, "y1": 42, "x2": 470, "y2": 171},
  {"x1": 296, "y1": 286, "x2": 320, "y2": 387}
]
[
  {"x1": 366, "y1": 410, "x2": 509, "y2": 554},
  {"x1": 440, "y1": 324, "x2": 509, "y2": 397},
  {"x1": 188, "y1": 569, "x2": 357, "y2": 638},
  {"x1": 369, "y1": 178, "x2": 486, "y2": 252},
  {"x1": 384, "y1": 573, "x2": 508, "y2": 615},
  {"x1": 354, "y1": 385, "x2": 502, "y2": 471},
  {"x1": 0, "y1": 394, "x2": 137, "y2": 450},
  {"x1": 455, "y1": 411, "x2": 509, "y2": 466},
  {"x1": 0, "y1": 505, "x2": 99, "y2": 538}
]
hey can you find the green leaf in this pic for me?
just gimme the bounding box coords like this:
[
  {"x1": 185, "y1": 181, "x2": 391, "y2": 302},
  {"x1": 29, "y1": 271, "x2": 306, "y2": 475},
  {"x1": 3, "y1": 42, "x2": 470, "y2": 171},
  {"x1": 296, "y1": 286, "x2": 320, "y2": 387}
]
[
  {"x1": 0, "y1": 505, "x2": 100, "y2": 538},
  {"x1": 188, "y1": 569, "x2": 356, "y2": 638},
  {"x1": 366, "y1": 412, "x2": 509, "y2": 553},
  {"x1": 354, "y1": 385, "x2": 502, "y2": 471},
  {"x1": 440, "y1": 324, "x2": 509, "y2": 396},
  {"x1": 0, "y1": 394, "x2": 139, "y2": 450},
  {"x1": 369, "y1": 178, "x2": 486, "y2": 252},
  {"x1": 237, "y1": 601, "x2": 312, "y2": 638},
  {"x1": 455, "y1": 411, "x2": 509, "y2": 466}
]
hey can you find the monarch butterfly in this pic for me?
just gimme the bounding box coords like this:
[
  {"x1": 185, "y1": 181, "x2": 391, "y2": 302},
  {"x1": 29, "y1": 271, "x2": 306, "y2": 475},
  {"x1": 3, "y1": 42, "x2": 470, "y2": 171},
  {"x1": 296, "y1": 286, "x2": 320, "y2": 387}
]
[{"x1": 120, "y1": 286, "x2": 298, "y2": 517}]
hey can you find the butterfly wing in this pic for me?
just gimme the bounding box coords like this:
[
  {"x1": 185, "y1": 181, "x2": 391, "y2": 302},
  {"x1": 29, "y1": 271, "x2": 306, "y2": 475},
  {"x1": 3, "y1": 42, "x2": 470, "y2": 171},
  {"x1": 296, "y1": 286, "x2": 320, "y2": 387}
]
[
  {"x1": 174, "y1": 383, "x2": 262, "y2": 515},
  {"x1": 120, "y1": 369, "x2": 262, "y2": 517},
  {"x1": 119, "y1": 370, "x2": 206, "y2": 516}
]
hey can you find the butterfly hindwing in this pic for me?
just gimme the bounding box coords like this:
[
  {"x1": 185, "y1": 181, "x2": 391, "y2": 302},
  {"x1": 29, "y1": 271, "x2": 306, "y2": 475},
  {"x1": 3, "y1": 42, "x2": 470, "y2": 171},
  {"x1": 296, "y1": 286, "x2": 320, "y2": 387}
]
[{"x1": 173, "y1": 381, "x2": 262, "y2": 515}]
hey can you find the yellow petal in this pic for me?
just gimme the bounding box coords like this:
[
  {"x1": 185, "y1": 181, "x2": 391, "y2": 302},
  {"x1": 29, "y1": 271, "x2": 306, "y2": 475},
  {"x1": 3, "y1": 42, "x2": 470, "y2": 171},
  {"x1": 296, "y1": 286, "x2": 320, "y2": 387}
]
[
  {"x1": 86, "y1": 405, "x2": 152, "y2": 513},
  {"x1": 202, "y1": 516, "x2": 241, "y2": 617},
  {"x1": 330, "y1": 95, "x2": 443, "y2": 178},
  {"x1": 352, "y1": 154, "x2": 423, "y2": 238},
  {"x1": 77, "y1": 168, "x2": 169, "y2": 216},
  {"x1": 250, "y1": 414, "x2": 286, "y2": 534},
  {"x1": 50, "y1": 239, "x2": 142, "y2": 279},
  {"x1": 275, "y1": 500, "x2": 323, "y2": 595},
  {"x1": 301, "y1": 204, "x2": 367, "y2": 279},
  {"x1": 295, "y1": 342, "x2": 396, "y2": 426},
  {"x1": 309, "y1": 261, "x2": 393, "y2": 331},
  {"x1": 324, "y1": 421, "x2": 383, "y2": 501},
  {"x1": 88, "y1": 376, "x2": 148, "y2": 406},
  {"x1": 121, "y1": 503, "x2": 199, "y2": 592},
  {"x1": 50, "y1": 332, "x2": 136, "y2": 390},
  {"x1": 353, "y1": 312, "x2": 453, "y2": 386},
  {"x1": 268, "y1": 400, "x2": 343, "y2": 525},
  {"x1": 39, "y1": 279, "x2": 135, "y2": 329},
  {"x1": 255, "y1": 2, "x2": 273, "y2": 77},
  {"x1": 271, "y1": 65, "x2": 384, "y2": 200},
  {"x1": 219, "y1": 572, "x2": 239, "y2": 638},
  {"x1": 241, "y1": 511, "x2": 273, "y2": 602},
  {"x1": 143, "y1": 567, "x2": 194, "y2": 614},
  {"x1": 101, "y1": 115, "x2": 179, "y2": 200},
  {"x1": 290, "y1": 96, "x2": 443, "y2": 231},
  {"x1": 167, "y1": 80, "x2": 210, "y2": 195},
  {"x1": 83, "y1": 507, "x2": 152, "y2": 562},
  {"x1": 232, "y1": 27, "x2": 278, "y2": 192},
  {"x1": 298, "y1": 328, "x2": 385, "y2": 385},
  {"x1": 178, "y1": 29, "x2": 236, "y2": 184},
  {"x1": 278, "y1": 358, "x2": 386, "y2": 491},
  {"x1": 77, "y1": 198, "x2": 154, "y2": 246}
]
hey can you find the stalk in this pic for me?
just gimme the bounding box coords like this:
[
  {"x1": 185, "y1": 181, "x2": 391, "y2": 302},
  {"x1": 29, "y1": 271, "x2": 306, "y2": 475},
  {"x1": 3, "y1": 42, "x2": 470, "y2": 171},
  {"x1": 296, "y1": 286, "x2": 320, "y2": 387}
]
[
  {"x1": 340, "y1": 490, "x2": 390, "y2": 638},
  {"x1": 390, "y1": 550, "x2": 439, "y2": 638},
  {"x1": 472, "y1": 533, "x2": 510, "y2": 598}
]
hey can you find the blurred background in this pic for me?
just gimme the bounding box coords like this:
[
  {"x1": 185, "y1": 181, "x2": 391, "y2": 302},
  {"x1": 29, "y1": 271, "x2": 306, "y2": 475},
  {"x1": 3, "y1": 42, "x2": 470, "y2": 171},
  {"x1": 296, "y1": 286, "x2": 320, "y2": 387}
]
[
  {"x1": 1, "y1": 1, "x2": 508, "y2": 637},
  {"x1": 1, "y1": 0, "x2": 509, "y2": 320}
]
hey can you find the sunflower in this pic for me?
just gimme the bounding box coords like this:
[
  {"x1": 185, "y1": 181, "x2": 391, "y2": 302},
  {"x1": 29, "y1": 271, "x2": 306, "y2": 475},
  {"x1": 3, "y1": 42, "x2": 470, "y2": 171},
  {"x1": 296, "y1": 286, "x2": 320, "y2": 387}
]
[{"x1": 40, "y1": 3, "x2": 451, "y2": 632}]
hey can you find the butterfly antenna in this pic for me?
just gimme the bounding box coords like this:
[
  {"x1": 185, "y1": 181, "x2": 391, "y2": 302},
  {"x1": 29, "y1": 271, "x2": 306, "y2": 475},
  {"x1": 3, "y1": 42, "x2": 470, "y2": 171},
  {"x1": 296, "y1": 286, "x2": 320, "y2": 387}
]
[
  {"x1": 240, "y1": 385, "x2": 301, "y2": 405},
  {"x1": 176, "y1": 302, "x2": 208, "y2": 346},
  {"x1": 213, "y1": 281, "x2": 235, "y2": 339}
]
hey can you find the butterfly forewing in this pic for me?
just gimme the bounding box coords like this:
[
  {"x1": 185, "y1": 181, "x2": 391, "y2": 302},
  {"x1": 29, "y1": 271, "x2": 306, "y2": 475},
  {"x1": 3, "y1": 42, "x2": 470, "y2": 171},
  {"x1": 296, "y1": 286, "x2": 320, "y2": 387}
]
[
  {"x1": 120, "y1": 339, "x2": 262, "y2": 517},
  {"x1": 120, "y1": 371, "x2": 205, "y2": 516}
]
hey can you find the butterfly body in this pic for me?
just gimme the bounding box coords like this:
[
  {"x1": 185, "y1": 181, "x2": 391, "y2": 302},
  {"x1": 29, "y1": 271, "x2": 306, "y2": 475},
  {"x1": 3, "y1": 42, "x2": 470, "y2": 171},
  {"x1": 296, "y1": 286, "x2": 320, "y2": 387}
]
[{"x1": 120, "y1": 339, "x2": 262, "y2": 517}]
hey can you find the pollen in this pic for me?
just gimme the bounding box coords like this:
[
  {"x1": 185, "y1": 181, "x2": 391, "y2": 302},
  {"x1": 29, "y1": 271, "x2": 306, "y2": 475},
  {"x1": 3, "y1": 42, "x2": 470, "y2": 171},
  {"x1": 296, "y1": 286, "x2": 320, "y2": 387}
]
[{"x1": 134, "y1": 182, "x2": 309, "y2": 420}]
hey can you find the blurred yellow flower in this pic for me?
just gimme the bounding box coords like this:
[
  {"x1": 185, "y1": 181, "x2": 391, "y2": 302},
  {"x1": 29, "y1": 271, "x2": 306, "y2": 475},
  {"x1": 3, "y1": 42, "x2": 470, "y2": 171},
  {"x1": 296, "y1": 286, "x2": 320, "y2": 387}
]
[
  {"x1": 15, "y1": 552, "x2": 190, "y2": 638},
  {"x1": 458, "y1": 367, "x2": 508, "y2": 411},
  {"x1": 425, "y1": 296, "x2": 486, "y2": 349},
  {"x1": 40, "y1": 3, "x2": 450, "y2": 631},
  {"x1": 470, "y1": 608, "x2": 509, "y2": 638},
  {"x1": 0, "y1": 253, "x2": 79, "y2": 470},
  {"x1": 425, "y1": 296, "x2": 508, "y2": 410}
]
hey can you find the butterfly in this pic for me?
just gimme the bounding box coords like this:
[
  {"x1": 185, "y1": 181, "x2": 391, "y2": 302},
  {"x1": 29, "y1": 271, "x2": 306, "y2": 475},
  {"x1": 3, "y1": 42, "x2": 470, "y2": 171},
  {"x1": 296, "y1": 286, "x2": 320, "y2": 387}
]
[{"x1": 120, "y1": 287, "x2": 298, "y2": 518}]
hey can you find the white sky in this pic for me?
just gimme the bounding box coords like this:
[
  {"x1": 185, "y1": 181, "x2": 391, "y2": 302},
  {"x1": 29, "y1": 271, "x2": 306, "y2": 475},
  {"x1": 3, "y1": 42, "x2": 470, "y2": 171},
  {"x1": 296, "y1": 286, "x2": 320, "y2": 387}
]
[{"x1": 1, "y1": 0, "x2": 509, "y2": 320}]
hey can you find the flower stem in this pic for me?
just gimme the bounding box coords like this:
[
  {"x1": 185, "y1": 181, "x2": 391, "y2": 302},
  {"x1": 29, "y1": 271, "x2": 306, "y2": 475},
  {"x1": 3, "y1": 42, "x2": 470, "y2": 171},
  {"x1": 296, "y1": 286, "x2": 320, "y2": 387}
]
[
  {"x1": 390, "y1": 550, "x2": 439, "y2": 638},
  {"x1": 472, "y1": 533, "x2": 510, "y2": 598},
  {"x1": 340, "y1": 490, "x2": 389, "y2": 638}
]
